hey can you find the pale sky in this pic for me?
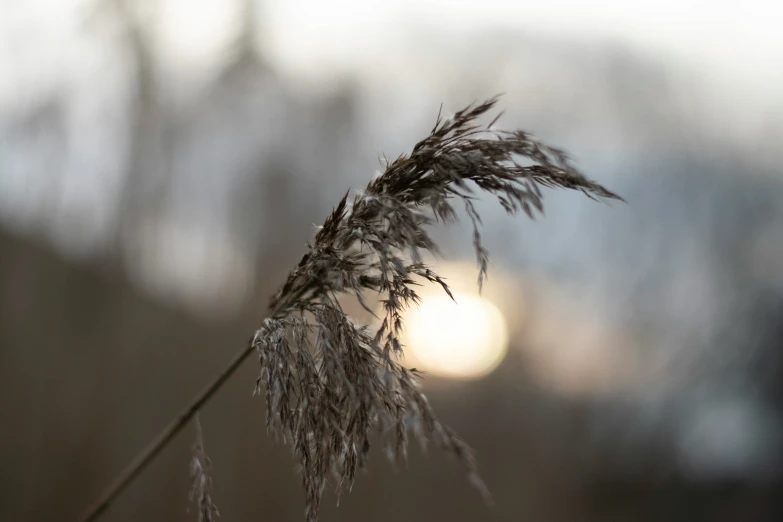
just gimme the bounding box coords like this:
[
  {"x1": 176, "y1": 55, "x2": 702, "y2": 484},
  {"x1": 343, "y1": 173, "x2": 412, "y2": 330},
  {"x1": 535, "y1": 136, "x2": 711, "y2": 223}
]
[
  {"x1": 259, "y1": 0, "x2": 783, "y2": 101},
  {"x1": 2, "y1": 0, "x2": 781, "y2": 109},
  {"x1": 1, "y1": 0, "x2": 781, "y2": 316}
]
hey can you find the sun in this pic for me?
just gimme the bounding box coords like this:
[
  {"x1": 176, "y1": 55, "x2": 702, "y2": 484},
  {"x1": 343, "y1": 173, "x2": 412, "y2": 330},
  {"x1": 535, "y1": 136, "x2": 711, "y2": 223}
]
[{"x1": 403, "y1": 291, "x2": 509, "y2": 379}]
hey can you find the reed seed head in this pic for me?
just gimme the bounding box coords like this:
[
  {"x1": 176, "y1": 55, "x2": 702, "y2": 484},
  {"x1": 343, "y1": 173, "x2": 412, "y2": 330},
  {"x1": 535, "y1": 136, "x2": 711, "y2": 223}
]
[{"x1": 252, "y1": 96, "x2": 621, "y2": 521}]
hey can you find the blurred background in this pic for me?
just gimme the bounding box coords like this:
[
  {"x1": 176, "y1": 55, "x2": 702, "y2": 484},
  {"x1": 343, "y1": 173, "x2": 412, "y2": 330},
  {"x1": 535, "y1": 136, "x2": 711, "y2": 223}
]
[{"x1": 2, "y1": 1, "x2": 782, "y2": 521}]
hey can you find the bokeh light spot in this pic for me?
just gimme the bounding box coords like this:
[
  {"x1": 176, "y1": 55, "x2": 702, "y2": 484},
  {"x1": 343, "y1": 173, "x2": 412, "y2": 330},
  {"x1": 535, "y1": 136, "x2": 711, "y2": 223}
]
[{"x1": 404, "y1": 292, "x2": 508, "y2": 379}]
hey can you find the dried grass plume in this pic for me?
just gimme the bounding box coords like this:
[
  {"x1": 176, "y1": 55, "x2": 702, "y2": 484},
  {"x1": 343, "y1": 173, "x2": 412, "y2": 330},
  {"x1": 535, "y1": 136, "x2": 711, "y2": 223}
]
[
  {"x1": 252, "y1": 96, "x2": 622, "y2": 521},
  {"x1": 189, "y1": 413, "x2": 219, "y2": 522}
]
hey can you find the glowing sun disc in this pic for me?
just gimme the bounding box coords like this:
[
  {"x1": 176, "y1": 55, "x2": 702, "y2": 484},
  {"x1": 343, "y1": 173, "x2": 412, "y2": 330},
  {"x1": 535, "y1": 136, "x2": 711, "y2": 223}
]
[{"x1": 404, "y1": 293, "x2": 509, "y2": 379}]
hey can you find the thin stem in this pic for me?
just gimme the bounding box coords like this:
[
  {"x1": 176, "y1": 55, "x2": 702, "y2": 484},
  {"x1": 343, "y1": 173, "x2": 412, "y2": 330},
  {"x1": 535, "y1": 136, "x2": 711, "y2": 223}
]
[
  {"x1": 79, "y1": 340, "x2": 257, "y2": 522},
  {"x1": 80, "y1": 281, "x2": 297, "y2": 522}
]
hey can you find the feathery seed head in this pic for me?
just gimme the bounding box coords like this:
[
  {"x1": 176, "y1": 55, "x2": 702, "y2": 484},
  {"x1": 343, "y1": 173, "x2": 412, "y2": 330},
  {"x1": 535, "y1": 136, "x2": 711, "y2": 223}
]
[{"x1": 253, "y1": 96, "x2": 621, "y2": 521}]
